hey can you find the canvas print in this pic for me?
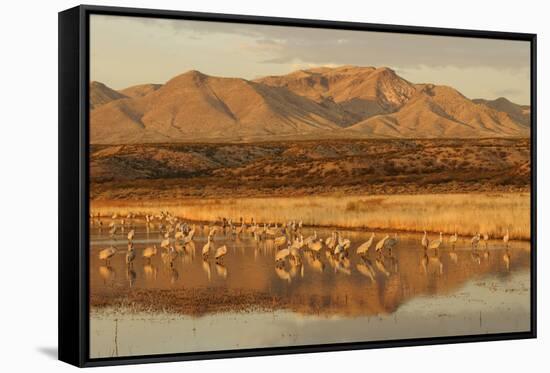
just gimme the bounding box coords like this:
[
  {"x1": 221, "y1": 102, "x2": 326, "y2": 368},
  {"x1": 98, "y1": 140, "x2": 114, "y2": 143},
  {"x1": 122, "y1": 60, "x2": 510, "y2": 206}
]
[{"x1": 88, "y1": 15, "x2": 532, "y2": 358}]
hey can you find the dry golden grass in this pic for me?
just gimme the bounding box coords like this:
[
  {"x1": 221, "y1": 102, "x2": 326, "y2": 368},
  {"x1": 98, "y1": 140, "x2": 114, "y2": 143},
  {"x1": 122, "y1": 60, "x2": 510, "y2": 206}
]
[{"x1": 91, "y1": 193, "x2": 531, "y2": 240}]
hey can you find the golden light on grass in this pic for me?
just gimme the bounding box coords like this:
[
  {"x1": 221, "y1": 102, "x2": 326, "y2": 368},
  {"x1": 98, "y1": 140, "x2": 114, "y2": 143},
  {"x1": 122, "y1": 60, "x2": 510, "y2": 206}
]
[{"x1": 91, "y1": 193, "x2": 530, "y2": 240}]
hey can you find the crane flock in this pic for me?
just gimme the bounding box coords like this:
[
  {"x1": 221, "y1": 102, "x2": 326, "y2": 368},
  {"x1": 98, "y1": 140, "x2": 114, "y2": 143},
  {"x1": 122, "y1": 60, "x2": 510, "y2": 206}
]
[{"x1": 93, "y1": 211, "x2": 516, "y2": 284}]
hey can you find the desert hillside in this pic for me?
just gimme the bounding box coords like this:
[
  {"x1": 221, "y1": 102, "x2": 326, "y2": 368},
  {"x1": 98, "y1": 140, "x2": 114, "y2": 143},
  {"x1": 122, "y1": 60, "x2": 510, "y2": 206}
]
[
  {"x1": 90, "y1": 66, "x2": 530, "y2": 143},
  {"x1": 90, "y1": 138, "x2": 530, "y2": 199}
]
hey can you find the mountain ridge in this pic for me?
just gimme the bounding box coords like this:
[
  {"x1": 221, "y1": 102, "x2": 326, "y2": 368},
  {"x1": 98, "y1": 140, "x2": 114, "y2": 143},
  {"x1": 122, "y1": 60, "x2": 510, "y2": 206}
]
[{"x1": 90, "y1": 66, "x2": 530, "y2": 143}]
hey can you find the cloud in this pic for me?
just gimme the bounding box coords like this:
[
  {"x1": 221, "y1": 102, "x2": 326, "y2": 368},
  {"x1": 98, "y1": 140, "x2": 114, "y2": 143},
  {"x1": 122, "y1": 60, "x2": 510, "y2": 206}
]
[
  {"x1": 90, "y1": 15, "x2": 531, "y2": 103},
  {"x1": 100, "y1": 15, "x2": 530, "y2": 71},
  {"x1": 493, "y1": 88, "x2": 524, "y2": 98}
]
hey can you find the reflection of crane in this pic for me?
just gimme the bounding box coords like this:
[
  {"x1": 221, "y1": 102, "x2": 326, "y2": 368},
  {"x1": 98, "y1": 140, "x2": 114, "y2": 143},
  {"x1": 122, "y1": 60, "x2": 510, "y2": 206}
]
[
  {"x1": 275, "y1": 266, "x2": 292, "y2": 283},
  {"x1": 99, "y1": 265, "x2": 115, "y2": 282},
  {"x1": 503, "y1": 249, "x2": 511, "y2": 270},
  {"x1": 142, "y1": 245, "x2": 158, "y2": 263},
  {"x1": 483, "y1": 233, "x2": 489, "y2": 248},
  {"x1": 357, "y1": 258, "x2": 376, "y2": 282},
  {"x1": 216, "y1": 263, "x2": 228, "y2": 279},
  {"x1": 421, "y1": 253, "x2": 443, "y2": 275},
  {"x1": 126, "y1": 268, "x2": 136, "y2": 287},
  {"x1": 202, "y1": 260, "x2": 212, "y2": 281},
  {"x1": 125, "y1": 244, "x2": 135, "y2": 267},
  {"x1": 375, "y1": 258, "x2": 390, "y2": 277}
]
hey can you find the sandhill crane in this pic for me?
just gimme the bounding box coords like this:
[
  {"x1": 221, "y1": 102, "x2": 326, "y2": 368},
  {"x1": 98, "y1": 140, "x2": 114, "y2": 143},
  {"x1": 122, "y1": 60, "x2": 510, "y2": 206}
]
[
  {"x1": 325, "y1": 232, "x2": 337, "y2": 251},
  {"x1": 503, "y1": 229, "x2": 510, "y2": 248},
  {"x1": 471, "y1": 233, "x2": 481, "y2": 249},
  {"x1": 428, "y1": 232, "x2": 443, "y2": 251},
  {"x1": 202, "y1": 235, "x2": 214, "y2": 259},
  {"x1": 174, "y1": 230, "x2": 184, "y2": 241},
  {"x1": 127, "y1": 229, "x2": 135, "y2": 242},
  {"x1": 274, "y1": 235, "x2": 287, "y2": 249},
  {"x1": 383, "y1": 234, "x2": 399, "y2": 252},
  {"x1": 265, "y1": 224, "x2": 279, "y2": 237},
  {"x1": 275, "y1": 248, "x2": 290, "y2": 263},
  {"x1": 99, "y1": 246, "x2": 117, "y2": 264},
  {"x1": 186, "y1": 225, "x2": 196, "y2": 241},
  {"x1": 338, "y1": 233, "x2": 351, "y2": 250},
  {"x1": 449, "y1": 232, "x2": 458, "y2": 249},
  {"x1": 289, "y1": 244, "x2": 302, "y2": 266},
  {"x1": 125, "y1": 244, "x2": 135, "y2": 267},
  {"x1": 142, "y1": 245, "x2": 158, "y2": 263},
  {"x1": 421, "y1": 231, "x2": 429, "y2": 250},
  {"x1": 214, "y1": 245, "x2": 228, "y2": 262},
  {"x1": 375, "y1": 235, "x2": 389, "y2": 252},
  {"x1": 308, "y1": 239, "x2": 324, "y2": 253},
  {"x1": 236, "y1": 222, "x2": 245, "y2": 237},
  {"x1": 334, "y1": 243, "x2": 346, "y2": 258},
  {"x1": 305, "y1": 253, "x2": 325, "y2": 273},
  {"x1": 357, "y1": 233, "x2": 375, "y2": 256},
  {"x1": 304, "y1": 231, "x2": 317, "y2": 247}
]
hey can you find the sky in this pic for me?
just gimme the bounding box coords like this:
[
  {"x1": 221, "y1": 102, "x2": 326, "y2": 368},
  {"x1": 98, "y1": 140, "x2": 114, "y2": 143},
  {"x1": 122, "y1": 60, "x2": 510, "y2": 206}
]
[{"x1": 90, "y1": 15, "x2": 531, "y2": 104}]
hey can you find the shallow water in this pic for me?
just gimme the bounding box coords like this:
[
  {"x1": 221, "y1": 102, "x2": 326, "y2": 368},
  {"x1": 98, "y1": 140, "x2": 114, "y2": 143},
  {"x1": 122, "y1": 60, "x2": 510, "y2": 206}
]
[{"x1": 89, "y1": 219, "x2": 531, "y2": 358}]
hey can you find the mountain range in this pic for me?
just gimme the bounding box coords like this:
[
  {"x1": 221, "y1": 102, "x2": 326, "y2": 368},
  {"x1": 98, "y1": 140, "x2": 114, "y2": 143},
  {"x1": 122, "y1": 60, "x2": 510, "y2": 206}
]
[{"x1": 90, "y1": 66, "x2": 530, "y2": 144}]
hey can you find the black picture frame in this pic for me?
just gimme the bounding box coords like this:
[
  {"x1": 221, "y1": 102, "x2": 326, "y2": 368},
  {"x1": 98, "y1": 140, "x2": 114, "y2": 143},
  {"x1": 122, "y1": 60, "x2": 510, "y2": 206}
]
[{"x1": 58, "y1": 4, "x2": 537, "y2": 368}]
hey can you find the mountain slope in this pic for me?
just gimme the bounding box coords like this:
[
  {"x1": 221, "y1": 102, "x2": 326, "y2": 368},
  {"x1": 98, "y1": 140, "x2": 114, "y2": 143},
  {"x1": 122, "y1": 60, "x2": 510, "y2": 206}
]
[
  {"x1": 90, "y1": 81, "x2": 127, "y2": 110},
  {"x1": 348, "y1": 84, "x2": 530, "y2": 138},
  {"x1": 256, "y1": 66, "x2": 417, "y2": 124},
  {"x1": 90, "y1": 71, "x2": 347, "y2": 144},
  {"x1": 473, "y1": 97, "x2": 530, "y2": 127},
  {"x1": 119, "y1": 83, "x2": 162, "y2": 98},
  {"x1": 90, "y1": 66, "x2": 530, "y2": 143}
]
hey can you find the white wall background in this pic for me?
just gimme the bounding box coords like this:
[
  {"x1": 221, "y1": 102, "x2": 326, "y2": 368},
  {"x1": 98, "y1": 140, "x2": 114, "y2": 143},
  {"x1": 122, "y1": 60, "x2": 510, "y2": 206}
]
[{"x1": 0, "y1": 0, "x2": 546, "y2": 371}]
